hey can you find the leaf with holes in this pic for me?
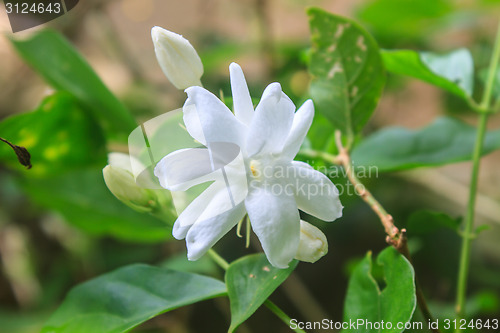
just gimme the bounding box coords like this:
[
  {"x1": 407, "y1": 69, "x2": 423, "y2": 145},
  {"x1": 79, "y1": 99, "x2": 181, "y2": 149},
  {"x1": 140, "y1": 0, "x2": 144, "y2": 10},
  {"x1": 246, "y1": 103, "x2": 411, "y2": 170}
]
[
  {"x1": 342, "y1": 247, "x2": 416, "y2": 333},
  {"x1": 41, "y1": 264, "x2": 226, "y2": 333},
  {"x1": 226, "y1": 254, "x2": 297, "y2": 333},
  {"x1": 307, "y1": 8, "x2": 385, "y2": 143}
]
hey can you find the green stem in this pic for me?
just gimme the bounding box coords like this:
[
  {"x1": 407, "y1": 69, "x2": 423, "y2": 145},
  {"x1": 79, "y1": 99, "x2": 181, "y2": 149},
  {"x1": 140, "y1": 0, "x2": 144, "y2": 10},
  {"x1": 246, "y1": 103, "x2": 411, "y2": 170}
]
[
  {"x1": 454, "y1": 112, "x2": 489, "y2": 320},
  {"x1": 206, "y1": 249, "x2": 303, "y2": 333},
  {"x1": 207, "y1": 249, "x2": 230, "y2": 271},
  {"x1": 454, "y1": 21, "x2": 500, "y2": 324},
  {"x1": 481, "y1": 23, "x2": 500, "y2": 110},
  {"x1": 264, "y1": 300, "x2": 307, "y2": 333}
]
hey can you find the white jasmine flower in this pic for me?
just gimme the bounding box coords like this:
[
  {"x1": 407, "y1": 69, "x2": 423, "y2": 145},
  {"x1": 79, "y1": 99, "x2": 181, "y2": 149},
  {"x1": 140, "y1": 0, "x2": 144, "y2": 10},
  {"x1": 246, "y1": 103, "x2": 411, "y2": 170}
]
[
  {"x1": 294, "y1": 220, "x2": 328, "y2": 263},
  {"x1": 155, "y1": 63, "x2": 342, "y2": 268},
  {"x1": 151, "y1": 26, "x2": 203, "y2": 90}
]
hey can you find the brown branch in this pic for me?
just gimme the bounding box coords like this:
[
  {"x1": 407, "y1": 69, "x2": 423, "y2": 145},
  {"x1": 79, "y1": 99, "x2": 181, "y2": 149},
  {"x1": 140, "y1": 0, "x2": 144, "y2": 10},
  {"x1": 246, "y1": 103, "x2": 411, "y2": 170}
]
[
  {"x1": 334, "y1": 131, "x2": 401, "y2": 246},
  {"x1": 333, "y1": 130, "x2": 440, "y2": 333}
]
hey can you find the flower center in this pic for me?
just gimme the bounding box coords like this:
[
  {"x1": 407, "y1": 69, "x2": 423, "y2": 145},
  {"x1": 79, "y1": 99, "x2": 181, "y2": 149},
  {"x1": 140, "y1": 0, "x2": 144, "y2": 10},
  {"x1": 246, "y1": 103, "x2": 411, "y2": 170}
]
[{"x1": 249, "y1": 159, "x2": 260, "y2": 178}]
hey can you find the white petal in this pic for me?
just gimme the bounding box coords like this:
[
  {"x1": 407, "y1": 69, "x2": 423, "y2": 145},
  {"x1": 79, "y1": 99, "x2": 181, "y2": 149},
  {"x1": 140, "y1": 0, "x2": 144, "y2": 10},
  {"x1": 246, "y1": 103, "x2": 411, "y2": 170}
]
[
  {"x1": 245, "y1": 186, "x2": 300, "y2": 268},
  {"x1": 172, "y1": 160, "x2": 248, "y2": 239},
  {"x1": 172, "y1": 180, "x2": 224, "y2": 238},
  {"x1": 154, "y1": 148, "x2": 216, "y2": 191},
  {"x1": 246, "y1": 83, "x2": 295, "y2": 157},
  {"x1": 221, "y1": 151, "x2": 249, "y2": 207},
  {"x1": 183, "y1": 86, "x2": 247, "y2": 146},
  {"x1": 230, "y1": 63, "x2": 254, "y2": 126},
  {"x1": 292, "y1": 160, "x2": 314, "y2": 170},
  {"x1": 185, "y1": 202, "x2": 246, "y2": 260},
  {"x1": 291, "y1": 161, "x2": 343, "y2": 221},
  {"x1": 154, "y1": 142, "x2": 244, "y2": 192},
  {"x1": 183, "y1": 103, "x2": 205, "y2": 145},
  {"x1": 282, "y1": 100, "x2": 314, "y2": 160},
  {"x1": 172, "y1": 181, "x2": 219, "y2": 239}
]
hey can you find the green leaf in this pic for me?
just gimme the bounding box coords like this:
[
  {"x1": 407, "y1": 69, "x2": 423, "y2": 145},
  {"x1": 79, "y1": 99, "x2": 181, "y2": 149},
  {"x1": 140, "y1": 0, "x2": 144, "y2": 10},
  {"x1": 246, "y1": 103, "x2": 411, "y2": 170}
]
[
  {"x1": 475, "y1": 224, "x2": 491, "y2": 235},
  {"x1": 382, "y1": 48, "x2": 474, "y2": 100},
  {"x1": 11, "y1": 30, "x2": 136, "y2": 139},
  {"x1": 343, "y1": 247, "x2": 416, "y2": 333},
  {"x1": 22, "y1": 168, "x2": 173, "y2": 243},
  {"x1": 226, "y1": 254, "x2": 297, "y2": 333},
  {"x1": 41, "y1": 264, "x2": 226, "y2": 333},
  {"x1": 307, "y1": 8, "x2": 385, "y2": 142},
  {"x1": 0, "y1": 92, "x2": 106, "y2": 175},
  {"x1": 351, "y1": 116, "x2": 500, "y2": 172}
]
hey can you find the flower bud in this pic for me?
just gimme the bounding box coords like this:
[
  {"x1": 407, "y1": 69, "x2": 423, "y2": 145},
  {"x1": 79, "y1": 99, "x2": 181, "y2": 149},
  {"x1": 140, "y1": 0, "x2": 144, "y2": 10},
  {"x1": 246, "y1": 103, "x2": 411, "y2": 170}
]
[
  {"x1": 294, "y1": 220, "x2": 328, "y2": 263},
  {"x1": 151, "y1": 26, "x2": 203, "y2": 90},
  {"x1": 103, "y1": 153, "x2": 156, "y2": 213}
]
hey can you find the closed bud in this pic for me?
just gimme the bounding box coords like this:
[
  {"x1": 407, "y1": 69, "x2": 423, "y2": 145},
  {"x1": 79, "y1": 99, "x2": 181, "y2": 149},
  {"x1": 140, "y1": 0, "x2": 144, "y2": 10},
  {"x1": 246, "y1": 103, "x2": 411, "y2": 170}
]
[
  {"x1": 103, "y1": 153, "x2": 156, "y2": 213},
  {"x1": 151, "y1": 26, "x2": 203, "y2": 90},
  {"x1": 294, "y1": 220, "x2": 328, "y2": 263}
]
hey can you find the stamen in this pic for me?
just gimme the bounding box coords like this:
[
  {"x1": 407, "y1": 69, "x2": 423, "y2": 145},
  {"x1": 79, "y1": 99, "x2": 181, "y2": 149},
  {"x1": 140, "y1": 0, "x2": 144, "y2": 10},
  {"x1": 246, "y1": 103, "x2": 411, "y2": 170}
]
[
  {"x1": 250, "y1": 164, "x2": 257, "y2": 176},
  {"x1": 250, "y1": 160, "x2": 260, "y2": 177},
  {"x1": 236, "y1": 217, "x2": 244, "y2": 238},
  {"x1": 245, "y1": 217, "x2": 251, "y2": 248}
]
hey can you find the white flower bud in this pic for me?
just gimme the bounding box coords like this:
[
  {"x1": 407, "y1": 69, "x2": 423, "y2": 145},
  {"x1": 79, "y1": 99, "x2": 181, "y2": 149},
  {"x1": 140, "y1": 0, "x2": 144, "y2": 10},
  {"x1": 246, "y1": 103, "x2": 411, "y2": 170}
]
[
  {"x1": 151, "y1": 26, "x2": 203, "y2": 90},
  {"x1": 103, "y1": 153, "x2": 156, "y2": 213},
  {"x1": 294, "y1": 220, "x2": 328, "y2": 263}
]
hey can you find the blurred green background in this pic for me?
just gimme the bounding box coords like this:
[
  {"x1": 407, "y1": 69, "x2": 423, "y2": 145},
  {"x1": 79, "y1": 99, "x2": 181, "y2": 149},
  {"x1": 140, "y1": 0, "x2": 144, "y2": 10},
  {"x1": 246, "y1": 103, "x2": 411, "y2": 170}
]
[{"x1": 1, "y1": 0, "x2": 500, "y2": 332}]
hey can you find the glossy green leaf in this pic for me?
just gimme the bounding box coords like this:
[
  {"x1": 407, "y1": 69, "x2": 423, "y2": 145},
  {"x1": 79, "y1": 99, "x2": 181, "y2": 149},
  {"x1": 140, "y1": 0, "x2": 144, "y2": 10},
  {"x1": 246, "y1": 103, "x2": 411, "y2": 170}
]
[
  {"x1": 11, "y1": 30, "x2": 136, "y2": 139},
  {"x1": 0, "y1": 92, "x2": 106, "y2": 175},
  {"x1": 22, "y1": 168, "x2": 173, "y2": 243},
  {"x1": 343, "y1": 247, "x2": 416, "y2": 333},
  {"x1": 308, "y1": 8, "x2": 385, "y2": 141},
  {"x1": 41, "y1": 264, "x2": 226, "y2": 333},
  {"x1": 382, "y1": 48, "x2": 474, "y2": 100},
  {"x1": 351, "y1": 117, "x2": 500, "y2": 172},
  {"x1": 226, "y1": 254, "x2": 297, "y2": 333}
]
